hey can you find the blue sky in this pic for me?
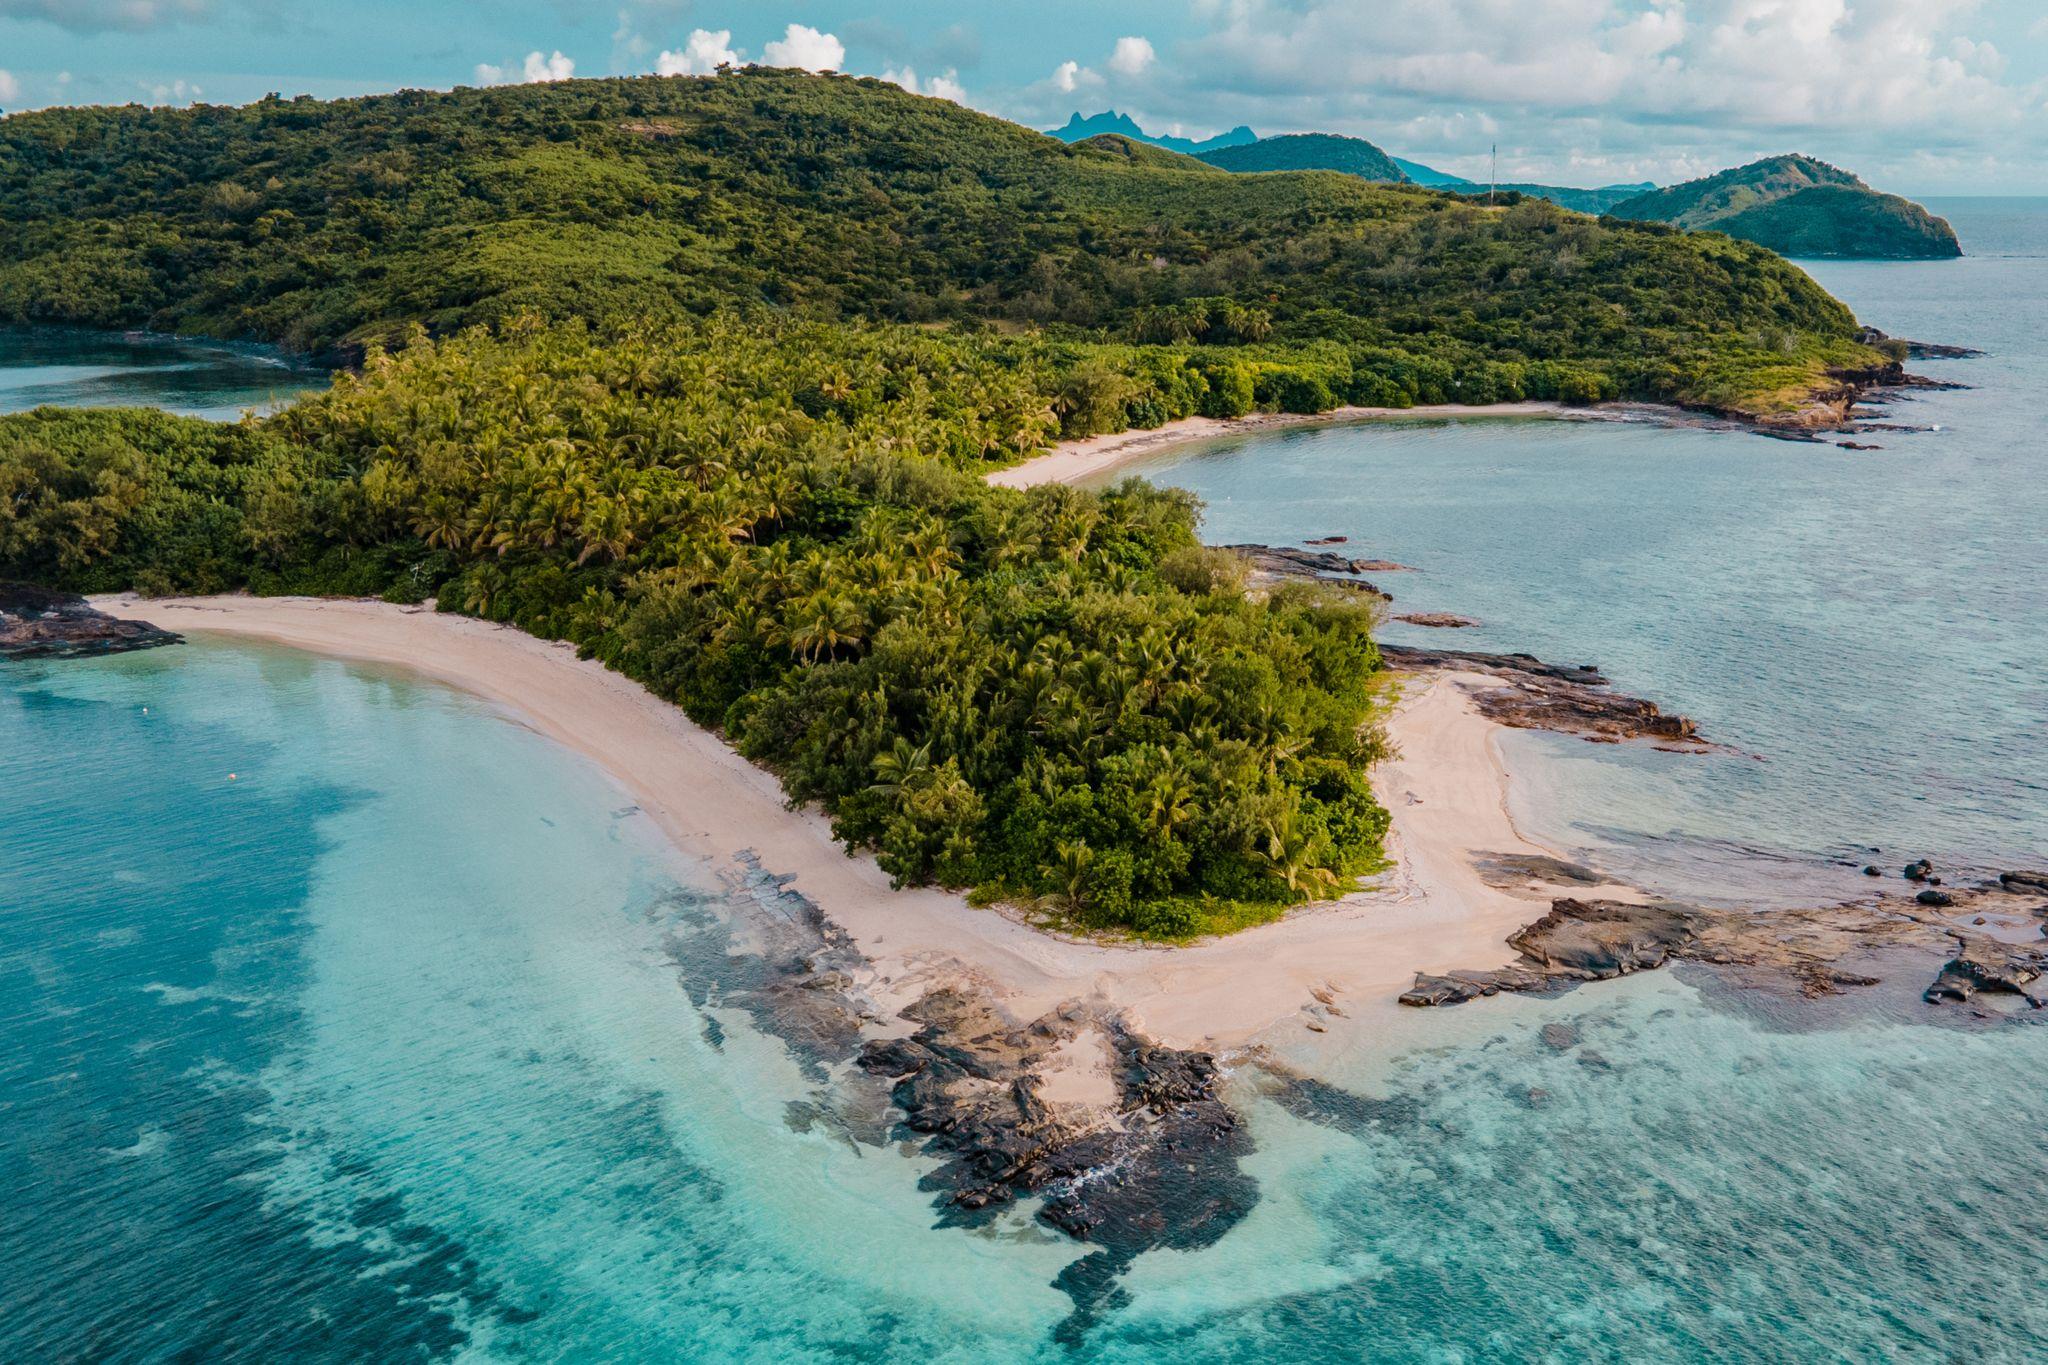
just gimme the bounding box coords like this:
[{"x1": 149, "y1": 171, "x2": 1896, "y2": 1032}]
[{"x1": 4, "y1": 1, "x2": 2046, "y2": 193}]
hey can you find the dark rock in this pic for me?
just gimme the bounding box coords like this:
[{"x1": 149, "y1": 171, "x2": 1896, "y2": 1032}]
[
  {"x1": 1862, "y1": 865, "x2": 1884, "y2": 877},
  {"x1": 1856, "y1": 328, "x2": 1985, "y2": 361},
  {"x1": 1303, "y1": 535, "x2": 1348, "y2": 546},
  {"x1": 1924, "y1": 937, "x2": 2047, "y2": 1007},
  {"x1": 1216, "y1": 543, "x2": 1410, "y2": 597},
  {"x1": 1394, "y1": 612, "x2": 1479, "y2": 628},
  {"x1": 1472, "y1": 852, "x2": 1607, "y2": 890},
  {"x1": 1904, "y1": 859, "x2": 1933, "y2": 882},
  {"x1": 1378, "y1": 644, "x2": 1710, "y2": 748},
  {"x1": 1916, "y1": 889, "x2": 1954, "y2": 908},
  {"x1": 1539, "y1": 1022, "x2": 1579, "y2": 1051},
  {"x1": 2000, "y1": 871, "x2": 2048, "y2": 894},
  {"x1": 0, "y1": 584, "x2": 182, "y2": 661}
]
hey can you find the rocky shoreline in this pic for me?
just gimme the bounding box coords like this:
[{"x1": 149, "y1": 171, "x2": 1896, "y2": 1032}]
[
  {"x1": 1401, "y1": 863, "x2": 2048, "y2": 1015},
  {"x1": 1377, "y1": 643, "x2": 1714, "y2": 749},
  {"x1": 0, "y1": 584, "x2": 182, "y2": 660}
]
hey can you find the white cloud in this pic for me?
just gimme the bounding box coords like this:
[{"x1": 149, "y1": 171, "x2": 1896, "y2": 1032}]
[
  {"x1": 1184, "y1": 0, "x2": 2025, "y2": 135},
  {"x1": 1052, "y1": 60, "x2": 1080, "y2": 94},
  {"x1": 0, "y1": 70, "x2": 20, "y2": 105},
  {"x1": 475, "y1": 50, "x2": 575, "y2": 86},
  {"x1": 657, "y1": 29, "x2": 740, "y2": 77},
  {"x1": 1108, "y1": 36, "x2": 1156, "y2": 77},
  {"x1": 762, "y1": 23, "x2": 845, "y2": 73},
  {"x1": 141, "y1": 78, "x2": 203, "y2": 105},
  {"x1": 883, "y1": 65, "x2": 967, "y2": 104}
]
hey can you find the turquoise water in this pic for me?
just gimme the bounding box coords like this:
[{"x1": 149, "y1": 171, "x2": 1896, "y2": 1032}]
[
  {"x1": 0, "y1": 327, "x2": 327, "y2": 420},
  {"x1": 11, "y1": 644, "x2": 2048, "y2": 1361},
  {"x1": 7, "y1": 203, "x2": 2048, "y2": 1360},
  {"x1": 1114, "y1": 199, "x2": 2047, "y2": 905}
]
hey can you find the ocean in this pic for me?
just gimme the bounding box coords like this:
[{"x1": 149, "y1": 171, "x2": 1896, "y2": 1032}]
[{"x1": 4, "y1": 200, "x2": 2046, "y2": 1360}]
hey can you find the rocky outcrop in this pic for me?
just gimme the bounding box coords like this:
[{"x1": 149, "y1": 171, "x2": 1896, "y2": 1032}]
[
  {"x1": 1855, "y1": 327, "x2": 1985, "y2": 361},
  {"x1": 674, "y1": 850, "x2": 1257, "y2": 1344},
  {"x1": 1403, "y1": 881, "x2": 2048, "y2": 1016},
  {"x1": 857, "y1": 991, "x2": 1252, "y2": 1343},
  {"x1": 1923, "y1": 937, "x2": 2047, "y2": 1007},
  {"x1": 1218, "y1": 543, "x2": 1408, "y2": 598},
  {"x1": 0, "y1": 584, "x2": 181, "y2": 661},
  {"x1": 1394, "y1": 612, "x2": 1478, "y2": 628},
  {"x1": 1378, "y1": 643, "x2": 1710, "y2": 748}
]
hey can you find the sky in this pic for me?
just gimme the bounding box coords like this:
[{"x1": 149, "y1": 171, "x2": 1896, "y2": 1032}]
[{"x1": 3, "y1": 1, "x2": 2046, "y2": 193}]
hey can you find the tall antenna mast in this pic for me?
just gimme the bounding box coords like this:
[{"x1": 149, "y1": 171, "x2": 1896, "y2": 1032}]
[{"x1": 1489, "y1": 144, "x2": 1497, "y2": 205}]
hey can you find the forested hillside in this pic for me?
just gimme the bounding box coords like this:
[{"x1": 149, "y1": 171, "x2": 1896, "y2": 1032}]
[{"x1": 0, "y1": 70, "x2": 1877, "y2": 411}]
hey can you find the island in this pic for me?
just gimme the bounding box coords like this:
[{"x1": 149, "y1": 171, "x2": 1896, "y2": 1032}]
[{"x1": 1607, "y1": 154, "x2": 1962, "y2": 259}]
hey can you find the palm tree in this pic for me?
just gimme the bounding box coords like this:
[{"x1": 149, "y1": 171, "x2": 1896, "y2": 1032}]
[{"x1": 868, "y1": 738, "x2": 933, "y2": 796}]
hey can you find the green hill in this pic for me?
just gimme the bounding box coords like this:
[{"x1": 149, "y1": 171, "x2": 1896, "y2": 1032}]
[
  {"x1": 0, "y1": 71, "x2": 1876, "y2": 415},
  {"x1": 1192, "y1": 133, "x2": 1407, "y2": 183},
  {"x1": 1608, "y1": 156, "x2": 1960, "y2": 259}
]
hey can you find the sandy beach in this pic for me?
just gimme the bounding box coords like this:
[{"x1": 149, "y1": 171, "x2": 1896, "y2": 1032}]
[
  {"x1": 86, "y1": 398, "x2": 1623, "y2": 1053},
  {"x1": 985, "y1": 402, "x2": 1571, "y2": 489},
  {"x1": 94, "y1": 590, "x2": 1618, "y2": 1052}
]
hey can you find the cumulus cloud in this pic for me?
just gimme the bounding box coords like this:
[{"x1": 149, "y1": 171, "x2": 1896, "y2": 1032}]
[
  {"x1": 1108, "y1": 36, "x2": 1156, "y2": 76},
  {"x1": 140, "y1": 78, "x2": 203, "y2": 105},
  {"x1": 657, "y1": 29, "x2": 740, "y2": 77},
  {"x1": 1052, "y1": 60, "x2": 1081, "y2": 94},
  {"x1": 1184, "y1": 0, "x2": 2025, "y2": 134},
  {"x1": 475, "y1": 51, "x2": 575, "y2": 86},
  {"x1": 883, "y1": 65, "x2": 967, "y2": 104},
  {"x1": 762, "y1": 23, "x2": 845, "y2": 73},
  {"x1": 0, "y1": 0, "x2": 208, "y2": 33},
  {"x1": 0, "y1": 70, "x2": 20, "y2": 105}
]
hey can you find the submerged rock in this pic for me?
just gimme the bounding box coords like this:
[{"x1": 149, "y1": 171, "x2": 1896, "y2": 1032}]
[{"x1": 0, "y1": 584, "x2": 181, "y2": 661}]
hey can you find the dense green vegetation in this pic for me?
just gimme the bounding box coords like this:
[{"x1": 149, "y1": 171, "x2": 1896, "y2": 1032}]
[
  {"x1": 0, "y1": 70, "x2": 1877, "y2": 411},
  {"x1": 1193, "y1": 133, "x2": 1407, "y2": 183},
  {"x1": 0, "y1": 75, "x2": 1909, "y2": 936},
  {"x1": 1610, "y1": 156, "x2": 1961, "y2": 260},
  {"x1": 1, "y1": 317, "x2": 1394, "y2": 937}
]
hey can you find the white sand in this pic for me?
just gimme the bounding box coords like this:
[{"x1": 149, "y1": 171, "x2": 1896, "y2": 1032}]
[
  {"x1": 95, "y1": 594, "x2": 1607, "y2": 1050},
  {"x1": 985, "y1": 403, "x2": 1569, "y2": 490}
]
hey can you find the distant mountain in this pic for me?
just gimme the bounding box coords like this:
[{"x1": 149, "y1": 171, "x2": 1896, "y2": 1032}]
[
  {"x1": 1392, "y1": 157, "x2": 1469, "y2": 187},
  {"x1": 1192, "y1": 133, "x2": 1407, "y2": 183},
  {"x1": 1608, "y1": 155, "x2": 1960, "y2": 259},
  {"x1": 1049, "y1": 111, "x2": 1256, "y2": 156}
]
